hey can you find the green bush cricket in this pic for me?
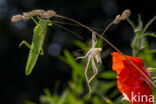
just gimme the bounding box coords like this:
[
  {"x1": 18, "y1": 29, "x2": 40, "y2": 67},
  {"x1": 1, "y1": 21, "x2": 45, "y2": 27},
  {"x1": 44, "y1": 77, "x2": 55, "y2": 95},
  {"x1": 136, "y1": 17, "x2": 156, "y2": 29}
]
[
  {"x1": 12, "y1": 10, "x2": 55, "y2": 76},
  {"x1": 11, "y1": 9, "x2": 83, "y2": 76},
  {"x1": 20, "y1": 18, "x2": 52, "y2": 76}
]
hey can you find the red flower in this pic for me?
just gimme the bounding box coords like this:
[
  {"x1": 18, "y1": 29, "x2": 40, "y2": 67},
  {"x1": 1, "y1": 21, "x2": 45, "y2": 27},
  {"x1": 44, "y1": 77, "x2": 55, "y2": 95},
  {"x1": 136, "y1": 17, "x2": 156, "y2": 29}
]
[{"x1": 111, "y1": 52, "x2": 154, "y2": 104}]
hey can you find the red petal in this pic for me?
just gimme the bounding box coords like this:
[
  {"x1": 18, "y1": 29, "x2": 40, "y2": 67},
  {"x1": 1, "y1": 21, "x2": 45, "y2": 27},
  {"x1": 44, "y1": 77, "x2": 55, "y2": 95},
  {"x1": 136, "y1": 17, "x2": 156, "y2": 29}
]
[
  {"x1": 111, "y1": 52, "x2": 132, "y2": 74},
  {"x1": 111, "y1": 52, "x2": 153, "y2": 104}
]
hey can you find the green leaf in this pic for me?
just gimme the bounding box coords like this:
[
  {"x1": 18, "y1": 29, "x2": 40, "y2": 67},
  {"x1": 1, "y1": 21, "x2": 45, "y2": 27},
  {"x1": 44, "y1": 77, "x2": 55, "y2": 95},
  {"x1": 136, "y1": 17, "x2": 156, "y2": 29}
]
[
  {"x1": 99, "y1": 71, "x2": 117, "y2": 79},
  {"x1": 93, "y1": 96, "x2": 103, "y2": 104},
  {"x1": 25, "y1": 101, "x2": 37, "y2": 104},
  {"x1": 145, "y1": 33, "x2": 156, "y2": 38},
  {"x1": 122, "y1": 100, "x2": 130, "y2": 104},
  {"x1": 152, "y1": 87, "x2": 156, "y2": 104},
  {"x1": 96, "y1": 38, "x2": 103, "y2": 47},
  {"x1": 74, "y1": 40, "x2": 87, "y2": 48},
  {"x1": 127, "y1": 18, "x2": 135, "y2": 29},
  {"x1": 131, "y1": 28, "x2": 142, "y2": 56},
  {"x1": 150, "y1": 71, "x2": 156, "y2": 76},
  {"x1": 44, "y1": 89, "x2": 52, "y2": 97},
  {"x1": 138, "y1": 14, "x2": 143, "y2": 31},
  {"x1": 143, "y1": 16, "x2": 156, "y2": 33},
  {"x1": 99, "y1": 81, "x2": 116, "y2": 92},
  {"x1": 109, "y1": 89, "x2": 120, "y2": 99},
  {"x1": 147, "y1": 67, "x2": 156, "y2": 71},
  {"x1": 58, "y1": 92, "x2": 67, "y2": 104},
  {"x1": 150, "y1": 49, "x2": 156, "y2": 53},
  {"x1": 152, "y1": 76, "x2": 156, "y2": 80}
]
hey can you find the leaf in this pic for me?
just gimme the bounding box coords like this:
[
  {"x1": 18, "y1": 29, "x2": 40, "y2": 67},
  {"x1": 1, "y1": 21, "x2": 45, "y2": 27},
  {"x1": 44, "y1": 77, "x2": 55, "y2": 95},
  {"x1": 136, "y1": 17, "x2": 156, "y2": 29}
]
[
  {"x1": 109, "y1": 89, "x2": 120, "y2": 99},
  {"x1": 63, "y1": 50, "x2": 84, "y2": 81},
  {"x1": 93, "y1": 96, "x2": 103, "y2": 104},
  {"x1": 150, "y1": 49, "x2": 156, "y2": 53},
  {"x1": 131, "y1": 27, "x2": 142, "y2": 56},
  {"x1": 147, "y1": 67, "x2": 156, "y2": 71},
  {"x1": 152, "y1": 76, "x2": 156, "y2": 80},
  {"x1": 152, "y1": 87, "x2": 156, "y2": 104},
  {"x1": 127, "y1": 18, "x2": 135, "y2": 29},
  {"x1": 143, "y1": 16, "x2": 156, "y2": 33},
  {"x1": 150, "y1": 71, "x2": 156, "y2": 76},
  {"x1": 145, "y1": 33, "x2": 156, "y2": 38},
  {"x1": 58, "y1": 92, "x2": 67, "y2": 104},
  {"x1": 99, "y1": 81, "x2": 116, "y2": 92},
  {"x1": 96, "y1": 38, "x2": 103, "y2": 47},
  {"x1": 99, "y1": 71, "x2": 117, "y2": 79},
  {"x1": 25, "y1": 101, "x2": 37, "y2": 104},
  {"x1": 138, "y1": 14, "x2": 143, "y2": 30},
  {"x1": 43, "y1": 88, "x2": 53, "y2": 99},
  {"x1": 74, "y1": 40, "x2": 87, "y2": 48},
  {"x1": 122, "y1": 100, "x2": 130, "y2": 104}
]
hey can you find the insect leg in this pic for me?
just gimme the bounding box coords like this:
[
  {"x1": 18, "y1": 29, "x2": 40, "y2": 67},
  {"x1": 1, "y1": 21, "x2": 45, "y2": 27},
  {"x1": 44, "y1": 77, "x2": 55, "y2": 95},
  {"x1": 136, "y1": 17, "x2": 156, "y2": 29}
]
[
  {"x1": 84, "y1": 55, "x2": 92, "y2": 94},
  {"x1": 31, "y1": 16, "x2": 38, "y2": 25},
  {"x1": 88, "y1": 59, "x2": 98, "y2": 83},
  {"x1": 48, "y1": 19, "x2": 52, "y2": 26},
  {"x1": 19, "y1": 40, "x2": 38, "y2": 54},
  {"x1": 39, "y1": 48, "x2": 44, "y2": 55},
  {"x1": 19, "y1": 40, "x2": 31, "y2": 48},
  {"x1": 75, "y1": 49, "x2": 92, "y2": 60}
]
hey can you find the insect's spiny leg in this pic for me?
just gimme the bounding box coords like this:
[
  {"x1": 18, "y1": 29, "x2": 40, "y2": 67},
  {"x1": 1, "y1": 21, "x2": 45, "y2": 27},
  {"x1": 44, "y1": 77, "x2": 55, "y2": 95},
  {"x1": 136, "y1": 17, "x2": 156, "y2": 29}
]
[
  {"x1": 84, "y1": 55, "x2": 92, "y2": 94},
  {"x1": 88, "y1": 59, "x2": 98, "y2": 83}
]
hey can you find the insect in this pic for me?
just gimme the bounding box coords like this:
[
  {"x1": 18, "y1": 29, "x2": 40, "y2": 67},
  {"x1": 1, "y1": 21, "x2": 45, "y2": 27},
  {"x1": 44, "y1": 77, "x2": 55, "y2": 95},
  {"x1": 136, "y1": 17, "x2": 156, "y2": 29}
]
[
  {"x1": 20, "y1": 18, "x2": 52, "y2": 76},
  {"x1": 12, "y1": 9, "x2": 83, "y2": 76},
  {"x1": 12, "y1": 10, "x2": 54, "y2": 75},
  {"x1": 76, "y1": 32, "x2": 102, "y2": 94}
]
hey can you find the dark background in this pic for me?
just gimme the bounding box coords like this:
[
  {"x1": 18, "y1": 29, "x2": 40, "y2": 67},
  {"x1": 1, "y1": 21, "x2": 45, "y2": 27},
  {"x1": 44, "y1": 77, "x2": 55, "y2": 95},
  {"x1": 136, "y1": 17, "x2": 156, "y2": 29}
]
[{"x1": 1, "y1": 0, "x2": 156, "y2": 104}]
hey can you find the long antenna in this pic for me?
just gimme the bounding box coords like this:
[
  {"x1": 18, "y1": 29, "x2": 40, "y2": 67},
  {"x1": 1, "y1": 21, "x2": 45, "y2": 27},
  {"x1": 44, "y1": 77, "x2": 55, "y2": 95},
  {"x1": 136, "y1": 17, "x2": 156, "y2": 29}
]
[
  {"x1": 53, "y1": 22, "x2": 83, "y2": 40},
  {"x1": 52, "y1": 20, "x2": 104, "y2": 32}
]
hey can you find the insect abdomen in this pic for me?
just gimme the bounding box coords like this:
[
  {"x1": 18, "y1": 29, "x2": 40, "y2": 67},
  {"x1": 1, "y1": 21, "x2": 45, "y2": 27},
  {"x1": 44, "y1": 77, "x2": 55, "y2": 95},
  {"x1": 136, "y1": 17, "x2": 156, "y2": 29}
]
[{"x1": 25, "y1": 50, "x2": 39, "y2": 76}]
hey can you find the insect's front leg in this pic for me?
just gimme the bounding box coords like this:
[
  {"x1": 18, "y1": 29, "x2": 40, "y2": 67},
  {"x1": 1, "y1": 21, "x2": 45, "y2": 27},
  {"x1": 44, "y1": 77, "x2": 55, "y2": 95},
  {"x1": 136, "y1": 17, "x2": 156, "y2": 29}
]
[{"x1": 31, "y1": 16, "x2": 38, "y2": 25}]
